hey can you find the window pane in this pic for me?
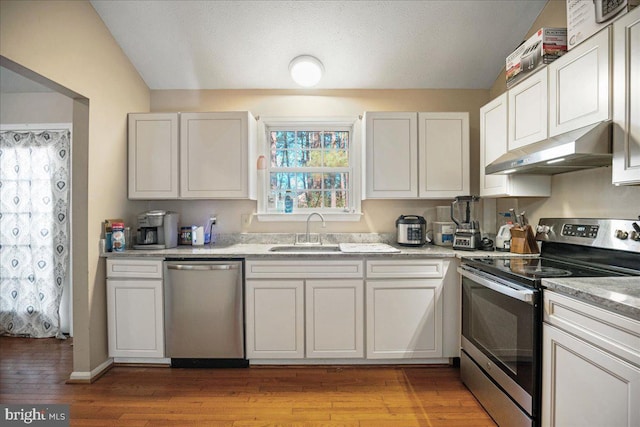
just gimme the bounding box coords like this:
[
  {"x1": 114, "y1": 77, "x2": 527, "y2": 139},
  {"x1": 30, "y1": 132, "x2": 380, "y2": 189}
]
[
  {"x1": 266, "y1": 125, "x2": 353, "y2": 213},
  {"x1": 299, "y1": 150, "x2": 322, "y2": 167},
  {"x1": 323, "y1": 149, "x2": 348, "y2": 167},
  {"x1": 270, "y1": 172, "x2": 297, "y2": 190},
  {"x1": 270, "y1": 131, "x2": 299, "y2": 166},
  {"x1": 298, "y1": 191, "x2": 323, "y2": 209},
  {"x1": 324, "y1": 191, "x2": 348, "y2": 208},
  {"x1": 272, "y1": 150, "x2": 302, "y2": 167},
  {"x1": 295, "y1": 172, "x2": 322, "y2": 190},
  {"x1": 324, "y1": 172, "x2": 349, "y2": 189},
  {"x1": 324, "y1": 131, "x2": 349, "y2": 149},
  {"x1": 297, "y1": 131, "x2": 321, "y2": 150}
]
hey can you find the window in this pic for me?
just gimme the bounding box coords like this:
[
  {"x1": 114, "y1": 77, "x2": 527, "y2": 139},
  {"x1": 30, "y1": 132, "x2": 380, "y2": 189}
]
[{"x1": 257, "y1": 117, "x2": 361, "y2": 220}]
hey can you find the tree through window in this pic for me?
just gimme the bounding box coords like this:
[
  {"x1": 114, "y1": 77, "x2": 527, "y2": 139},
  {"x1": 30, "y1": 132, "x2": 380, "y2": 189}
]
[{"x1": 266, "y1": 126, "x2": 352, "y2": 212}]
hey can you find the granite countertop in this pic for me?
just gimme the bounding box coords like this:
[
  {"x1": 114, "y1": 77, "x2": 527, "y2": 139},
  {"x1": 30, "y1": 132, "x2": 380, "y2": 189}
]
[
  {"x1": 102, "y1": 232, "x2": 536, "y2": 260},
  {"x1": 103, "y1": 242, "x2": 512, "y2": 259},
  {"x1": 542, "y1": 277, "x2": 640, "y2": 321}
]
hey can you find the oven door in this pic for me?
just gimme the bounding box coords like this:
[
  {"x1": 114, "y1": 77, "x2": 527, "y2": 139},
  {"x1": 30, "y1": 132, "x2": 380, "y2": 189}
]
[{"x1": 459, "y1": 265, "x2": 540, "y2": 418}]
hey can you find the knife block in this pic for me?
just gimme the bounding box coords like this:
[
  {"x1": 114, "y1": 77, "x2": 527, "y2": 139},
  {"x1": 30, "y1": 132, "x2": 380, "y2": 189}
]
[{"x1": 510, "y1": 225, "x2": 539, "y2": 254}]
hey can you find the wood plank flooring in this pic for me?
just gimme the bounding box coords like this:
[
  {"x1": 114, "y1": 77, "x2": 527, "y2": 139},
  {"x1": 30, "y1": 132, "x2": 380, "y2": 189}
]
[{"x1": 0, "y1": 336, "x2": 496, "y2": 426}]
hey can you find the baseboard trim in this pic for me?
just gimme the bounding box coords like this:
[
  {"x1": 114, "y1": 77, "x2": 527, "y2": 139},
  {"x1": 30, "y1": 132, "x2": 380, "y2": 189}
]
[{"x1": 67, "y1": 358, "x2": 113, "y2": 384}]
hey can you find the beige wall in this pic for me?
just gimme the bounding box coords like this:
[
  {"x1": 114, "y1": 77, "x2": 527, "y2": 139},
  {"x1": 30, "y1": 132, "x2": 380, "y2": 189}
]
[
  {"x1": 1, "y1": 92, "x2": 73, "y2": 124},
  {"x1": 1, "y1": 0, "x2": 150, "y2": 374},
  {"x1": 489, "y1": 0, "x2": 568, "y2": 99},
  {"x1": 149, "y1": 89, "x2": 490, "y2": 233},
  {"x1": 518, "y1": 167, "x2": 640, "y2": 227}
]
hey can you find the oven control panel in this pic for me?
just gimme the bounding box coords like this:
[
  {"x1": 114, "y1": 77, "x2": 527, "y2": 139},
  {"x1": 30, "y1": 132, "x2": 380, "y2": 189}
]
[
  {"x1": 538, "y1": 218, "x2": 640, "y2": 252},
  {"x1": 562, "y1": 224, "x2": 599, "y2": 238}
]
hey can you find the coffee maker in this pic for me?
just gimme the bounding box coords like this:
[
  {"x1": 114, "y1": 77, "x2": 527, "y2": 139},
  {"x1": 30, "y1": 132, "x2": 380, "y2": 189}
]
[
  {"x1": 451, "y1": 196, "x2": 482, "y2": 250},
  {"x1": 134, "y1": 210, "x2": 179, "y2": 250}
]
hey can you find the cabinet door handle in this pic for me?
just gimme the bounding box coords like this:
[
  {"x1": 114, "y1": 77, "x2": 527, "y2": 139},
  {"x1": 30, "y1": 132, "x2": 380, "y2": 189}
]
[{"x1": 167, "y1": 264, "x2": 238, "y2": 271}]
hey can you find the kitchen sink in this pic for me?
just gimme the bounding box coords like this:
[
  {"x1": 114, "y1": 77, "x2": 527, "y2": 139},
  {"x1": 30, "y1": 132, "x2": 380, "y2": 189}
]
[{"x1": 268, "y1": 245, "x2": 341, "y2": 253}]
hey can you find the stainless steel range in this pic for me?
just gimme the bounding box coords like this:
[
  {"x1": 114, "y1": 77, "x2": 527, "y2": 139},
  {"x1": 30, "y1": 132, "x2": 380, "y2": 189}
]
[{"x1": 459, "y1": 218, "x2": 640, "y2": 427}]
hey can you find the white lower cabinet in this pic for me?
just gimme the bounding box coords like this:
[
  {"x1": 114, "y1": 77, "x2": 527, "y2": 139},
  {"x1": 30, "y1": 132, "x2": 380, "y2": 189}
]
[
  {"x1": 366, "y1": 279, "x2": 442, "y2": 359},
  {"x1": 365, "y1": 259, "x2": 447, "y2": 359},
  {"x1": 106, "y1": 259, "x2": 165, "y2": 360},
  {"x1": 245, "y1": 260, "x2": 364, "y2": 360},
  {"x1": 542, "y1": 291, "x2": 640, "y2": 427},
  {"x1": 245, "y1": 258, "x2": 455, "y2": 363},
  {"x1": 245, "y1": 280, "x2": 305, "y2": 359},
  {"x1": 306, "y1": 280, "x2": 364, "y2": 358}
]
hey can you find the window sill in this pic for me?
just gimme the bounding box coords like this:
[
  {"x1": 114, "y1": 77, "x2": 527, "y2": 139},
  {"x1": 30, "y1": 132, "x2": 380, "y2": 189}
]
[{"x1": 256, "y1": 212, "x2": 363, "y2": 222}]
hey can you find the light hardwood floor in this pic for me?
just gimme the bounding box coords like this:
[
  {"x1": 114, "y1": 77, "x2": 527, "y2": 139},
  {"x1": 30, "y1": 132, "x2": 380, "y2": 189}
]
[{"x1": 0, "y1": 336, "x2": 496, "y2": 426}]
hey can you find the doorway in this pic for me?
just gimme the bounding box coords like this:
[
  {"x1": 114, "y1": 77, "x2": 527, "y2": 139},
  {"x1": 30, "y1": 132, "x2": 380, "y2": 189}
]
[{"x1": 1, "y1": 57, "x2": 89, "y2": 344}]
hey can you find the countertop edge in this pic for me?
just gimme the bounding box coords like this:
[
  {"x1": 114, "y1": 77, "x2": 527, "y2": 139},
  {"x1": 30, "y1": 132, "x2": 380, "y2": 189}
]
[
  {"x1": 542, "y1": 277, "x2": 640, "y2": 321},
  {"x1": 101, "y1": 243, "x2": 538, "y2": 260}
]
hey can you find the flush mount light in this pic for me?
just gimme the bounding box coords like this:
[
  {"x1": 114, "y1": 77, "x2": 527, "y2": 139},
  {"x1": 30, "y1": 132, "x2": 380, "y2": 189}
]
[{"x1": 289, "y1": 55, "x2": 324, "y2": 87}]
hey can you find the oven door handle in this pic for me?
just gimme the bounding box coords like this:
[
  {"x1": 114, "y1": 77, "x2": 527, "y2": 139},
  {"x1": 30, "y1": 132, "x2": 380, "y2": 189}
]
[{"x1": 458, "y1": 267, "x2": 535, "y2": 304}]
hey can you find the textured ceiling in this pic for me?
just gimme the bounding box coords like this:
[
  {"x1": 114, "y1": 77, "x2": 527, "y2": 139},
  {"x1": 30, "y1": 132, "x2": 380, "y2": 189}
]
[{"x1": 91, "y1": 0, "x2": 547, "y2": 90}]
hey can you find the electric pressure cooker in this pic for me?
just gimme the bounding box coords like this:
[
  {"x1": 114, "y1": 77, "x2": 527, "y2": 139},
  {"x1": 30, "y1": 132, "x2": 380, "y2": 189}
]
[{"x1": 395, "y1": 215, "x2": 427, "y2": 246}]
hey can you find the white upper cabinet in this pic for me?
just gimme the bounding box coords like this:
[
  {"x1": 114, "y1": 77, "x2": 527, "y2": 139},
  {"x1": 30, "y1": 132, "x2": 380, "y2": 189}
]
[
  {"x1": 364, "y1": 112, "x2": 418, "y2": 198},
  {"x1": 508, "y1": 69, "x2": 548, "y2": 150},
  {"x1": 480, "y1": 94, "x2": 551, "y2": 197},
  {"x1": 364, "y1": 111, "x2": 469, "y2": 199},
  {"x1": 128, "y1": 111, "x2": 257, "y2": 199},
  {"x1": 128, "y1": 113, "x2": 179, "y2": 199},
  {"x1": 613, "y1": 8, "x2": 640, "y2": 185},
  {"x1": 418, "y1": 112, "x2": 470, "y2": 198},
  {"x1": 549, "y1": 27, "x2": 611, "y2": 137},
  {"x1": 180, "y1": 112, "x2": 256, "y2": 199}
]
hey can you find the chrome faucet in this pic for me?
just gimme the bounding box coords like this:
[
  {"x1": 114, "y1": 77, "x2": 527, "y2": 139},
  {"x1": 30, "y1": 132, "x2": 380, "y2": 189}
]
[{"x1": 305, "y1": 212, "x2": 326, "y2": 244}]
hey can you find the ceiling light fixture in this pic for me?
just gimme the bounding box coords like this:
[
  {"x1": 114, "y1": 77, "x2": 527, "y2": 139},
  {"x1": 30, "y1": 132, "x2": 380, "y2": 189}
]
[{"x1": 289, "y1": 55, "x2": 324, "y2": 87}]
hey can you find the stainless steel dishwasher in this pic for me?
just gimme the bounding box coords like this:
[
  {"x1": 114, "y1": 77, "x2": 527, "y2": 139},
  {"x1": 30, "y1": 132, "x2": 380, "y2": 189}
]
[{"x1": 164, "y1": 259, "x2": 247, "y2": 368}]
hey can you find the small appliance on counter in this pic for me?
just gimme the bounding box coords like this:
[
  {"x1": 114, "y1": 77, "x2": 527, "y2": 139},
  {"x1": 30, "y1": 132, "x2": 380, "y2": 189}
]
[
  {"x1": 432, "y1": 221, "x2": 455, "y2": 246},
  {"x1": 133, "y1": 210, "x2": 179, "y2": 250},
  {"x1": 451, "y1": 195, "x2": 482, "y2": 250},
  {"x1": 395, "y1": 215, "x2": 428, "y2": 246}
]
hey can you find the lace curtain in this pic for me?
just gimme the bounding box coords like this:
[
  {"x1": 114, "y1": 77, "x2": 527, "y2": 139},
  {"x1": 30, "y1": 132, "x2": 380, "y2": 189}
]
[{"x1": 0, "y1": 130, "x2": 70, "y2": 338}]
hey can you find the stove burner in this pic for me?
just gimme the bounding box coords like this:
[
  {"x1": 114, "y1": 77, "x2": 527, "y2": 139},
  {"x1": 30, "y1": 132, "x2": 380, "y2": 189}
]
[{"x1": 517, "y1": 266, "x2": 573, "y2": 278}]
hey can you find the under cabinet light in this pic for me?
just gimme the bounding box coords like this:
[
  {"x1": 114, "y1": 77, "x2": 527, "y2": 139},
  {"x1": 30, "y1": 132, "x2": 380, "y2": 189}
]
[{"x1": 546, "y1": 158, "x2": 566, "y2": 164}]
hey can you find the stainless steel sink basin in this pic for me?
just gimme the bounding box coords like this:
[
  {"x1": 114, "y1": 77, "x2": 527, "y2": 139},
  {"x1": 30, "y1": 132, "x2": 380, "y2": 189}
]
[{"x1": 268, "y1": 245, "x2": 341, "y2": 253}]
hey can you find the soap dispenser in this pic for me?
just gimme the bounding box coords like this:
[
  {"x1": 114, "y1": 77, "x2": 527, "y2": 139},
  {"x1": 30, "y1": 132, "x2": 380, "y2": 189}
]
[{"x1": 205, "y1": 215, "x2": 217, "y2": 245}]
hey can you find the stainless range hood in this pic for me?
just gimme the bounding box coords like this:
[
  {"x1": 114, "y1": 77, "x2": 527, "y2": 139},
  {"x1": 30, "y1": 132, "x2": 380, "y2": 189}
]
[{"x1": 485, "y1": 121, "x2": 612, "y2": 175}]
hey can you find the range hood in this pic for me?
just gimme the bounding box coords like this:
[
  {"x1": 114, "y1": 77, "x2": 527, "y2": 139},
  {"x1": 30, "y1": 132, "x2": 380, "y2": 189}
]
[{"x1": 485, "y1": 121, "x2": 613, "y2": 175}]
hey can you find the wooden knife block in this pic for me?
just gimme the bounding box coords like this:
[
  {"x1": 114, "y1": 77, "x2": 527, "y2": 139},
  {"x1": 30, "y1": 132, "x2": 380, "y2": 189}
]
[{"x1": 510, "y1": 225, "x2": 540, "y2": 254}]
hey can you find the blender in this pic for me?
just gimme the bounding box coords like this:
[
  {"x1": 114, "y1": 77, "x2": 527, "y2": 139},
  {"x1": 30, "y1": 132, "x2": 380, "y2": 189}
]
[{"x1": 451, "y1": 195, "x2": 482, "y2": 250}]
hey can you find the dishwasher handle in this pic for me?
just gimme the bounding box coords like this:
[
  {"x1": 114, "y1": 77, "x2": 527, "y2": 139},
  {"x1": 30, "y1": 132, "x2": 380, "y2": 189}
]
[{"x1": 167, "y1": 264, "x2": 239, "y2": 271}]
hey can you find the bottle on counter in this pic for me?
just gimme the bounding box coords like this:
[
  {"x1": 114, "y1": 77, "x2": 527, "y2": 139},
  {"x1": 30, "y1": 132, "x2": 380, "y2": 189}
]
[
  {"x1": 192, "y1": 226, "x2": 204, "y2": 246},
  {"x1": 284, "y1": 190, "x2": 293, "y2": 213},
  {"x1": 496, "y1": 212, "x2": 514, "y2": 252},
  {"x1": 111, "y1": 222, "x2": 126, "y2": 252},
  {"x1": 205, "y1": 215, "x2": 217, "y2": 245}
]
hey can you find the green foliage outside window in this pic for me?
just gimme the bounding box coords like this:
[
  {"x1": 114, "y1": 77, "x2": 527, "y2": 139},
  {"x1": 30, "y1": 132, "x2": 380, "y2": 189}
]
[{"x1": 268, "y1": 129, "x2": 350, "y2": 211}]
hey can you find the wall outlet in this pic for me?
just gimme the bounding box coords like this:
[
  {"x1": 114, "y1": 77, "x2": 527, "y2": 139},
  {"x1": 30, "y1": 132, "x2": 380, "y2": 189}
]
[{"x1": 241, "y1": 213, "x2": 252, "y2": 227}]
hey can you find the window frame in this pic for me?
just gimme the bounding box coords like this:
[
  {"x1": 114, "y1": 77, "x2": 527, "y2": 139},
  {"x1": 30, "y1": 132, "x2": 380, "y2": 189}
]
[{"x1": 256, "y1": 116, "x2": 362, "y2": 222}]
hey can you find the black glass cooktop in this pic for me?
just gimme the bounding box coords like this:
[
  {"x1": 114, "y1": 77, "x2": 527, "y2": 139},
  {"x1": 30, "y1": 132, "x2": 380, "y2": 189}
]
[{"x1": 462, "y1": 256, "x2": 631, "y2": 288}]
